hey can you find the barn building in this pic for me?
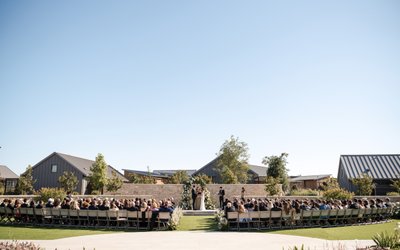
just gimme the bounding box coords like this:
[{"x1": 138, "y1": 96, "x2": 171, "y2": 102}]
[
  {"x1": 337, "y1": 154, "x2": 400, "y2": 195},
  {"x1": 32, "y1": 152, "x2": 127, "y2": 194}
]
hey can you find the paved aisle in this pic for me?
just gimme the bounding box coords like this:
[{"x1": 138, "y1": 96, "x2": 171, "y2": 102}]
[{"x1": 28, "y1": 231, "x2": 373, "y2": 250}]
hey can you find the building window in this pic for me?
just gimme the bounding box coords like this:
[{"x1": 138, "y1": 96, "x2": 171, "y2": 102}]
[{"x1": 51, "y1": 164, "x2": 57, "y2": 173}]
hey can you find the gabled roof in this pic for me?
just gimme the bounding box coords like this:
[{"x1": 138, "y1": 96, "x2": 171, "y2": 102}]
[
  {"x1": 153, "y1": 169, "x2": 197, "y2": 176},
  {"x1": 33, "y1": 152, "x2": 128, "y2": 182},
  {"x1": 193, "y1": 156, "x2": 268, "y2": 177},
  {"x1": 248, "y1": 165, "x2": 268, "y2": 177},
  {"x1": 122, "y1": 169, "x2": 168, "y2": 178},
  {"x1": 289, "y1": 174, "x2": 331, "y2": 182},
  {"x1": 339, "y1": 154, "x2": 400, "y2": 179},
  {"x1": 0, "y1": 165, "x2": 19, "y2": 179}
]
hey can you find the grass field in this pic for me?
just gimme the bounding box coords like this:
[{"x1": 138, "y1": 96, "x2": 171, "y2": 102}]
[
  {"x1": 269, "y1": 220, "x2": 400, "y2": 240},
  {"x1": 177, "y1": 216, "x2": 218, "y2": 231},
  {"x1": 0, "y1": 217, "x2": 397, "y2": 241},
  {"x1": 0, "y1": 226, "x2": 114, "y2": 240}
]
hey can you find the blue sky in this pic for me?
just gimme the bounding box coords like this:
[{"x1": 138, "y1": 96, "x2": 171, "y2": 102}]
[{"x1": 0, "y1": 1, "x2": 399, "y2": 177}]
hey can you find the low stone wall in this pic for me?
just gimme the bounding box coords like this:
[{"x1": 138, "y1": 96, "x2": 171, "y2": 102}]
[{"x1": 106, "y1": 183, "x2": 269, "y2": 206}]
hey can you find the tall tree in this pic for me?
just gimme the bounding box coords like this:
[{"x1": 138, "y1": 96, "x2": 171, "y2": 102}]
[
  {"x1": 16, "y1": 165, "x2": 36, "y2": 195},
  {"x1": 88, "y1": 153, "x2": 108, "y2": 194},
  {"x1": 169, "y1": 170, "x2": 190, "y2": 184},
  {"x1": 262, "y1": 153, "x2": 289, "y2": 191},
  {"x1": 352, "y1": 174, "x2": 375, "y2": 195},
  {"x1": 106, "y1": 171, "x2": 123, "y2": 194},
  {"x1": 217, "y1": 135, "x2": 250, "y2": 184},
  {"x1": 58, "y1": 171, "x2": 78, "y2": 193}
]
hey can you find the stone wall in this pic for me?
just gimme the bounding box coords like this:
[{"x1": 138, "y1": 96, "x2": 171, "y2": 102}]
[
  {"x1": 104, "y1": 183, "x2": 400, "y2": 208},
  {"x1": 106, "y1": 183, "x2": 269, "y2": 206}
]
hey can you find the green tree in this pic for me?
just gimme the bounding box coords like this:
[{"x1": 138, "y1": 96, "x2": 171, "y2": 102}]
[
  {"x1": 319, "y1": 178, "x2": 339, "y2": 191},
  {"x1": 193, "y1": 174, "x2": 212, "y2": 187},
  {"x1": 262, "y1": 153, "x2": 289, "y2": 191},
  {"x1": 391, "y1": 178, "x2": 400, "y2": 193},
  {"x1": 169, "y1": 170, "x2": 190, "y2": 184},
  {"x1": 217, "y1": 135, "x2": 250, "y2": 184},
  {"x1": 106, "y1": 170, "x2": 123, "y2": 193},
  {"x1": 265, "y1": 176, "x2": 280, "y2": 196},
  {"x1": 16, "y1": 165, "x2": 36, "y2": 195},
  {"x1": 88, "y1": 153, "x2": 108, "y2": 194},
  {"x1": 352, "y1": 174, "x2": 375, "y2": 196},
  {"x1": 127, "y1": 173, "x2": 156, "y2": 184},
  {"x1": 58, "y1": 171, "x2": 78, "y2": 193}
]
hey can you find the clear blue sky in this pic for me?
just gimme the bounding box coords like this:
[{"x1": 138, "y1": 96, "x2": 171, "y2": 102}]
[{"x1": 1, "y1": 1, "x2": 399, "y2": 177}]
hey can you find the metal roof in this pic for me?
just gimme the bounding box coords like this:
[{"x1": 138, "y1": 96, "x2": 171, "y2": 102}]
[
  {"x1": 0, "y1": 165, "x2": 19, "y2": 179},
  {"x1": 122, "y1": 169, "x2": 167, "y2": 178},
  {"x1": 153, "y1": 169, "x2": 197, "y2": 176},
  {"x1": 340, "y1": 154, "x2": 400, "y2": 179},
  {"x1": 248, "y1": 164, "x2": 268, "y2": 177},
  {"x1": 50, "y1": 152, "x2": 128, "y2": 181},
  {"x1": 289, "y1": 174, "x2": 331, "y2": 182}
]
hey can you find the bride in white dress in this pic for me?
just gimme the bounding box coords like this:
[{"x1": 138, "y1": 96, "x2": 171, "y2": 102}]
[{"x1": 199, "y1": 188, "x2": 206, "y2": 211}]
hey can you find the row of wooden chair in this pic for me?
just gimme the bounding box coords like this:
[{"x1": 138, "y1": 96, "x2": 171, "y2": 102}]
[
  {"x1": 0, "y1": 207, "x2": 171, "y2": 230},
  {"x1": 226, "y1": 207, "x2": 394, "y2": 230}
]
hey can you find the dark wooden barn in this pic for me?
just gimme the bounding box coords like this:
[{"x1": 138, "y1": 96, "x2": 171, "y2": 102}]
[
  {"x1": 338, "y1": 154, "x2": 400, "y2": 195},
  {"x1": 32, "y1": 152, "x2": 127, "y2": 194}
]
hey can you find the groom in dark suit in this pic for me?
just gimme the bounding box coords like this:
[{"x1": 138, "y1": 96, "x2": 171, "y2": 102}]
[
  {"x1": 218, "y1": 186, "x2": 225, "y2": 209},
  {"x1": 191, "y1": 185, "x2": 197, "y2": 210}
]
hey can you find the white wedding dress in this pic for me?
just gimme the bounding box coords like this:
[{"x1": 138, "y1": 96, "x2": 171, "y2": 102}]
[{"x1": 199, "y1": 191, "x2": 206, "y2": 211}]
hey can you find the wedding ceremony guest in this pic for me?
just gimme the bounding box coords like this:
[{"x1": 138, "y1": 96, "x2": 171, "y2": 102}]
[
  {"x1": 241, "y1": 187, "x2": 245, "y2": 200},
  {"x1": 218, "y1": 186, "x2": 225, "y2": 209}
]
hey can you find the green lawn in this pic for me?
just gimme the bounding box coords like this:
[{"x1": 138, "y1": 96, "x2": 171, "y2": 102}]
[
  {"x1": 0, "y1": 226, "x2": 114, "y2": 240},
  {"x1": 0, "y1": 217, "x2": 397, "y2": 241},
  {"x1": 177, "y1": 216, "x2": 217, "y2": 231},
  {"x1": 269, "y1": 220, "x2": 400, "y2": 240}
]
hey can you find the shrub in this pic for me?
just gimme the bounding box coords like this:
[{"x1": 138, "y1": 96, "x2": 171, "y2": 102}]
[
  {"x1": 289, "y1": 188, "x2": 319, "y2": 196},
  {"x1": 0, "y1": 241, "x2": 41, "y2": 250},
  {"x1": 322, "y1": 187, "x2": 353, "y2": 200},
  {"x1": 387, "y1": 192, "x2": 400, "y2": 196},
  {"x1": 168, "y1": 207, "x2": 183, "y2": 230},
  {"x1": 215, "y1": 210, "x2": 228, "y2": 231},
  {"x1": 91, "y1": 190, "x2": 101, "y2": 195},
  {"x1": 372, "y1": 231, "x2": 400, "y2": 249},
  {"x1": 34, "y1": 187, "x2": 66, "y2": 202}
]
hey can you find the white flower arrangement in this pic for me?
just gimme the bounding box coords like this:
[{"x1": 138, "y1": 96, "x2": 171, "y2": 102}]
[{"x1": 168, "y1": 207, "x2": 183, "y2": 230}]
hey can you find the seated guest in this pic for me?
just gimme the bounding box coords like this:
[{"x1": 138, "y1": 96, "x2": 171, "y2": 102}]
[
  {"x1": 20, "y1": 198, "x2": 29, "y2": 208},
  {"x1": 45, "y1": 198, "x2": 54, "y2": 208},
  {"x1": 36, "y1": 200, "x2": 44, "y2": 209},
  {"x1": 88, "y1": 201, "x2": 98, "y2": 210}
]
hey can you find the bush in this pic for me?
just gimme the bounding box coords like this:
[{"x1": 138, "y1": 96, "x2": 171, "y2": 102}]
[
  {"x1": 289, "y1": 188, "x2": 319, "y2": 196},
  {"x1": 372, "y1": 231, "x2": 400, "y2": 249},
  {"x1": 91, "y1": 190, "x2": 101, "y2": 195},
  {"x1": 168, "y1": 207, "x2": 183, "y2": 230},
  {"x1": 34, "y1": 187, "x2": 66, "y2": 202},
  {"x1": 387, "y1": 192, "x2": 400, "y2": 196},
  {"x1": 322, "y1": 187, "x2": 353, "y2": 200},
  {"x1": 0, "y1": 241, "x2": 41, "y2": 250}
]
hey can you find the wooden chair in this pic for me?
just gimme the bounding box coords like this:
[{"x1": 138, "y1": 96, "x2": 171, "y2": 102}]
[
  {"x1": 117, "y1": 210, "x2": 128, "y2": 228},
  {"x1": 269, "y1": 210, "x2": 282, "y2": 229},
  {"x1": 157, "y1": 212, "x2": 171, "y2": 230},
  {"x1": 83, "y1": 210, "x2": 93, "y2": 227},
  {"x1": 51, "y1": 209, "x2": 62, "y2": 225},
  {"x1": 226, "y1": 212, "x2": 238, "y2": 230},
  {"x1": 97, "y1": 210, "x2": 108, "y2": 228},
  {"x1": 319, "y1": 209, "x2": 331, "y2": 227},
  {"x1": 248, "y1": 211, "x2": 261, "y2": 230},
  {"x1": 127, "y1": 210, "x2": 139, "y2": 229},
  {"x1": 300, "y1": 210, "x2": 312, "y2": 227},
  {"x1": 69, "y1": 209, "x2": 80, "y2": 226},
  {"x1": 259, "y1": 211, "x2": 270, "y2": 229},
  {"x1": 41, "y1": 208, "x2": 53, "y2": 225}
]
